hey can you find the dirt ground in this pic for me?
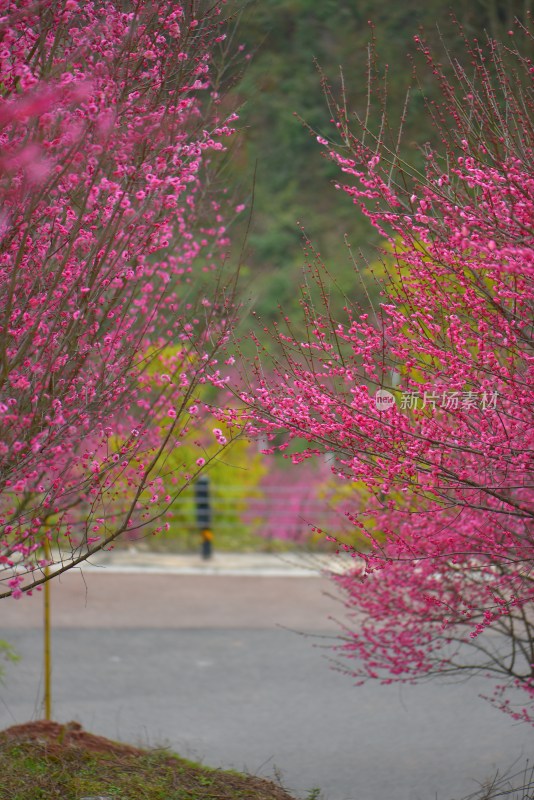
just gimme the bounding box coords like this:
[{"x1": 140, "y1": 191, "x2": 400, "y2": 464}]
[{"x1": 0, "y1": 719, "x2": 144, "y2": 756}]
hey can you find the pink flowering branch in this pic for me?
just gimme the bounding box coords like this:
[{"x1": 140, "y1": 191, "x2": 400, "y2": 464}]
[
  {"x1": 238, "y1": 25, "x2": 534, "y2": 720},
  {"x1": 0, "y1": 0, "x2": 241, "y2": 598}
]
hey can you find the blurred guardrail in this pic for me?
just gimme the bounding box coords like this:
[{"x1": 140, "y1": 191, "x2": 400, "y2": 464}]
[{"x1": 158, "y1": 478, "x2": 353, "y2": 548}]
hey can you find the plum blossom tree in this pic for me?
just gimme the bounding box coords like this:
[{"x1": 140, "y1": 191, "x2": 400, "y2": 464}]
[
  {"x1": 0, "y1": 0, "x2": 240, "y2": 598},
  {"x1": 239, "y1": 26, "x2": 534, "y2": 721}
]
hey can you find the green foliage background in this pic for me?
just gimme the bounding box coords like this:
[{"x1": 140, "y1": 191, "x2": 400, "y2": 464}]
[{"x1": 225, "y1": 0, "x2": 532, "y2": 330}]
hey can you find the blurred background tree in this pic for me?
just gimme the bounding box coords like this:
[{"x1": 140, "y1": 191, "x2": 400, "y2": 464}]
[{"x1": 226, "y1": 0, "x2": 533, "y2": 335}]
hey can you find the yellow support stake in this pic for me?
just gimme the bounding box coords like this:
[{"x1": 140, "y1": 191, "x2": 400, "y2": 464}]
[{"x1": 43, "y1": 537, "x2": 51, "y2": 721}]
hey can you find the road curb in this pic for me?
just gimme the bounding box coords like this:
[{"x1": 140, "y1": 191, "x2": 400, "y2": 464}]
[{"x1": 79, "y1": 550, "x2": 351, "y2": 577}]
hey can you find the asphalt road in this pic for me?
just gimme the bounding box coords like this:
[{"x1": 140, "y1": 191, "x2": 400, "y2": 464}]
[{"x1": 1, "y1": 564, "x2": 532, "y2": 800}]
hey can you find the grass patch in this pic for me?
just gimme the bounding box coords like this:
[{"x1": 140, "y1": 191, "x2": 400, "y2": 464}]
[
  {"x1": 141, "y1": 525, "x2": 297, "y2": 554},
  {"x1": 0, "y1": 721, "x2": 296, "y2": 800}
]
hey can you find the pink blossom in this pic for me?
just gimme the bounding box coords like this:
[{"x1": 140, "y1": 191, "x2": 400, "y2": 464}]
[
  {"x1": 240, "y1": 30, "x2": 534, "y2": 721},
  {"x1": 0, "y1": 0, "x2": 240, "y2": 599}
]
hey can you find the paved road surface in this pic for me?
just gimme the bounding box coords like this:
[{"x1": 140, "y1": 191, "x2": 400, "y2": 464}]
[{"x1": 1, "y1": 555, "x2": 532, "y2": 800}]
